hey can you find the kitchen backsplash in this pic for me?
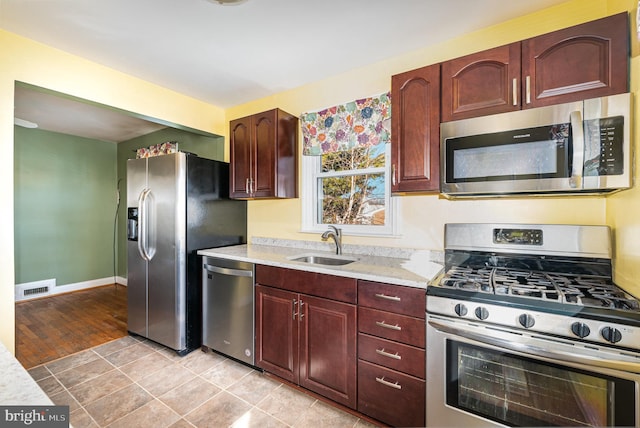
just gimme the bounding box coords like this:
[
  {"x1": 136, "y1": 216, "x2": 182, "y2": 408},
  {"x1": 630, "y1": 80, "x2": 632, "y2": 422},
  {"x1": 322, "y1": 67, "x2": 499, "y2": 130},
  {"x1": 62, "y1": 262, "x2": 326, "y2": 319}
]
[{"x1": 251, "y1": 236, "x2": 444, "y2": 264}]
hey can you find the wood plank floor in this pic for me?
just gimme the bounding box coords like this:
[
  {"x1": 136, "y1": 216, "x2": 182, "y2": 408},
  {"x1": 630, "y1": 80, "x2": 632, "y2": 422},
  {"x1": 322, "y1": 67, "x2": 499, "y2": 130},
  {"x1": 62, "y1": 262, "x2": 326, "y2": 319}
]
[{"x1": 15, "y1": 284, "x2": 127, "y2": 369}]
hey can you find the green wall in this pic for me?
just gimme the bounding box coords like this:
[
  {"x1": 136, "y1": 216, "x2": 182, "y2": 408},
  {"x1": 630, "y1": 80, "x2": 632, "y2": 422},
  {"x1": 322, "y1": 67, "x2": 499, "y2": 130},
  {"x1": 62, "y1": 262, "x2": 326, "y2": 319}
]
[
  {"x1": 14, "y1": 125, "x2": 224, "y2": 287},
  {"x1": 115, "y1": 128, "x2": 225, "y2": 278},
  {"x1": 14, "y1": 126, "x2": 117, "y2": 286}
]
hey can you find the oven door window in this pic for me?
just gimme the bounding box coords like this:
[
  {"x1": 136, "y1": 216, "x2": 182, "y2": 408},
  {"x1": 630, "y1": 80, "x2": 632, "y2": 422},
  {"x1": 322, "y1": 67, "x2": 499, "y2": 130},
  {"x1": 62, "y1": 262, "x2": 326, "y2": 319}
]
[
  {"x1": 446, "y1": 340, "x2": 635, "y2": 427},
  {"x1": 444, "y1": 124, "x2": 570, "y2": 183}
]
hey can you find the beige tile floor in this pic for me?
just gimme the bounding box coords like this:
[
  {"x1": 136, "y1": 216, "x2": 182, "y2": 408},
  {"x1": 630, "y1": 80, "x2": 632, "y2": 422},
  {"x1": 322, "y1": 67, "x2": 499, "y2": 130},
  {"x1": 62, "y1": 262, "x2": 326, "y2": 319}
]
[{"x1": 28, "y1": 335, "x2": 378, "y2": 428}]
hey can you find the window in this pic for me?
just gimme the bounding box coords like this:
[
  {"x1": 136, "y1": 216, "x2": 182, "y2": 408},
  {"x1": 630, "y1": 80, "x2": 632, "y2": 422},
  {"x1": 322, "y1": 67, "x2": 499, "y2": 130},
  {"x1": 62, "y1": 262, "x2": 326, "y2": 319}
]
[{"x1": 302, "y1": 143, "x2": 396, "y2": 236}]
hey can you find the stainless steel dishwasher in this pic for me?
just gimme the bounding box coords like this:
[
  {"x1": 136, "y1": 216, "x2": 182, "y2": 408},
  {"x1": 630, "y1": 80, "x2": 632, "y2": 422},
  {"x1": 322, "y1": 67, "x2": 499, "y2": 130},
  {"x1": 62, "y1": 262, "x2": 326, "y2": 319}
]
[{"x1": 202, "y1": 256, "x2": 255, "y2": 365}]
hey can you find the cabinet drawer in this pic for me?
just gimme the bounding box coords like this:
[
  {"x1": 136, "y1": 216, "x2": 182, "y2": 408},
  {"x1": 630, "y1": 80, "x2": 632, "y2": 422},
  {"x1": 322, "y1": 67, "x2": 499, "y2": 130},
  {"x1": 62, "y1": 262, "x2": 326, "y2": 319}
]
[
  {"x1": 357, "y1": 360, "x2": 425, "y2": 428},
  {"x1": 358, "y1": 307, "x2": 425, "y2": 348},
  {"x1": 358, "y1": 280, "x2": 425, "y2": 318},
  {"x1": 358, "y1": 333, "x2": 425, "y2": 379},
  {"x1": 256, "y1": 265, "x2": 356, "y2": 304}
]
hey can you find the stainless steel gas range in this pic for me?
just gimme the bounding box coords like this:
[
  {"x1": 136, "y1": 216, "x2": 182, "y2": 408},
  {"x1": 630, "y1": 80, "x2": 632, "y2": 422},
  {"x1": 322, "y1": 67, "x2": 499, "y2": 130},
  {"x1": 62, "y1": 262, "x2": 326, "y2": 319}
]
[{"x1": 426, "y1": 223, "x2": 640, "y2": 428}]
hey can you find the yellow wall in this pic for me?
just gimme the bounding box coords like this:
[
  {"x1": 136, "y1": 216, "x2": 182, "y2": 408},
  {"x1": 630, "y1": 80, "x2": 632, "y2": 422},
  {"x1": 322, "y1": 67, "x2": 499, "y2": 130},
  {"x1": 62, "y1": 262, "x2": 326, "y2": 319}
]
[
  {"x1": 230, "y1": 0, "x2": 638, "y2": 290},
  {"x1": 2, "y1": 0, "x2": 638, "y2": 354},
  {"x1": 1, "y1": 30, "x2": 227, "y2": 352}
]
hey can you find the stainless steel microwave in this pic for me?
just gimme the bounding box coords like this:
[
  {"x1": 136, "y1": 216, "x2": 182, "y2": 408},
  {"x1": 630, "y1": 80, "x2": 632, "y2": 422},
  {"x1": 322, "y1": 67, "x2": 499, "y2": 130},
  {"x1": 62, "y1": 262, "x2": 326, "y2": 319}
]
[{"x1": 440, "y1": 93, "x2": 633, "y2": 197}]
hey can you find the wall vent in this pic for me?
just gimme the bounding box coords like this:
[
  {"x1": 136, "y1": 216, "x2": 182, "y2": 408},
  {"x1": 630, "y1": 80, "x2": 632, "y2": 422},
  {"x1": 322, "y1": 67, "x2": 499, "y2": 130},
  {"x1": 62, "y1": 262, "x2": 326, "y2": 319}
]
[{"x1": 15, "y1": 279, "x2": 55, "y2": 302}]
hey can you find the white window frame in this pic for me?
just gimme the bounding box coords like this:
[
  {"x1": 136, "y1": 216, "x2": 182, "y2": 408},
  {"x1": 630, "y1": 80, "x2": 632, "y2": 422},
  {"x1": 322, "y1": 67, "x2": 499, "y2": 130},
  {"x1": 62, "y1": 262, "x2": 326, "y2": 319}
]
[{"x1": 301, "y1": 144, "x2": 398, "y2": 237}]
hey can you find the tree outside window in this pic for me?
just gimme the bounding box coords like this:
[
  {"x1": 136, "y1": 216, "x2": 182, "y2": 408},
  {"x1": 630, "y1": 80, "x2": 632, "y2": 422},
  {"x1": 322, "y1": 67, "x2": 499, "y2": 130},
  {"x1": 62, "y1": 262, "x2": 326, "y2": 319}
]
[{"x1": 319, "y1": 144, "x2": 386, "y2": 226}]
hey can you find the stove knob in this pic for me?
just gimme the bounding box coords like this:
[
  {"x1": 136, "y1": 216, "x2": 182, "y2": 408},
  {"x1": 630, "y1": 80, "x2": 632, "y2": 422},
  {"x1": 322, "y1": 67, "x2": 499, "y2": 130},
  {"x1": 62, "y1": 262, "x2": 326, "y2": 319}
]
[
  {"x1": 601, "y1": 326, "x2": 622, "y2": 344},
  {"x1": 454, "y1": 303, "x2": 468, "y2": 317},
  {"x1": 571, "y1": 322, "x2": 591, "y2": 338},
  {"x1": 475, "y1": 306, "x2": 489, "y2": 320},
  {"x1": 518, "y1": 313, "x2": 535, "y2": 329}
]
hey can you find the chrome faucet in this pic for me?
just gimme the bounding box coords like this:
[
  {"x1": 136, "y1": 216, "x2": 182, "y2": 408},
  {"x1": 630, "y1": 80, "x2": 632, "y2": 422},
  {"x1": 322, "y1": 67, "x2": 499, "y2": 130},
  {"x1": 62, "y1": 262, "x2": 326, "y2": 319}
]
[{"x1": 321, "y1": 225, "x2": 342, "y2": 255}]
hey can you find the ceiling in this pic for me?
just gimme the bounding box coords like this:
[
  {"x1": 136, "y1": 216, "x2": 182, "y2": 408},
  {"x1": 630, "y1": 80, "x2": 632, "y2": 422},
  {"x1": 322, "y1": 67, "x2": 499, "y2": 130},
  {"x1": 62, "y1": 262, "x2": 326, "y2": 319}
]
[{"x1": 3, "y1": 0, "x2": 569, "y2": 142}]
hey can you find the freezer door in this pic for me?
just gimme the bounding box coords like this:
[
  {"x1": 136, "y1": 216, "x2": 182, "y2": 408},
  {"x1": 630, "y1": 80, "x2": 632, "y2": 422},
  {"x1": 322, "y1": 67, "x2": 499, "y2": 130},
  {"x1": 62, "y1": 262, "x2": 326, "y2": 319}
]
[
  {"x1": 126, "y1": 158, "x2": 148, "y2": 337},
  {"x1": 146, "y1": 153, "x2": 187, "y2": 350}
]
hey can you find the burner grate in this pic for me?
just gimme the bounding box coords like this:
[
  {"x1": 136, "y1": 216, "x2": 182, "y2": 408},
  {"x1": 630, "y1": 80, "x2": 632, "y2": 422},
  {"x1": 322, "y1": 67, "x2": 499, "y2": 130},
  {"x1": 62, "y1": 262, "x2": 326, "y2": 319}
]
[{"x1": 438, "y1": 266, "x2": 640, "y2": 310}]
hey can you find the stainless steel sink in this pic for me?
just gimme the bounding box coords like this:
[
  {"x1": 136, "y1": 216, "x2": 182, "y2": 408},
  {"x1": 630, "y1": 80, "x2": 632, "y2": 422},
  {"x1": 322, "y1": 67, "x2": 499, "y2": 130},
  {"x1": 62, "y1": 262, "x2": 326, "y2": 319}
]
[{"x1": 288, "y1": 254, "x2": 357, "y2": 266}]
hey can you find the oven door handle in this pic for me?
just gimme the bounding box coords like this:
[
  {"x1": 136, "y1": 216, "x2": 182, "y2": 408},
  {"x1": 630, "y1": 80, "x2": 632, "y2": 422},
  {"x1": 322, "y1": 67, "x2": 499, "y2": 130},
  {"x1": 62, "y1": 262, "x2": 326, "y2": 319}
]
[{"x1": 428, "y1": 319, "x2": 640, "y2": 374}]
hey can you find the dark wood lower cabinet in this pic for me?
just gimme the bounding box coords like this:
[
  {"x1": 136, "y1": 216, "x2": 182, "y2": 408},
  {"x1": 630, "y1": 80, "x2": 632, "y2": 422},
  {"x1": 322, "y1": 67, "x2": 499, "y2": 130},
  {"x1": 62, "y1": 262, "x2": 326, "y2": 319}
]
[
  {"x1": 299, "y1": 295, "x2": 357, "y2": 408},
  {"x1": 358, "y1": 360, "x2": 426, "y2": 428},
  {"x1": 357, "y1": 280, "x2": 427, "y2": 426},
  {"x1": 255, "y1": 286, "x2": 298, "y2": 383},
  {"x1": 256, "y1": 270, "x2": 427, "y2": 424},
  {"x1": 255, "y1": 284, "x2": 357, "y2": 409}
]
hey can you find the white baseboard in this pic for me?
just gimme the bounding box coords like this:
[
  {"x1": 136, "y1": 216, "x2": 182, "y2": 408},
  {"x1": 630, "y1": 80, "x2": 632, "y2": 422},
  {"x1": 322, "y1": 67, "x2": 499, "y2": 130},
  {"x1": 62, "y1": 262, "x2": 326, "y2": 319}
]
[{"x1": 15, "y1": 276, "x2": 127, "y2": 302}]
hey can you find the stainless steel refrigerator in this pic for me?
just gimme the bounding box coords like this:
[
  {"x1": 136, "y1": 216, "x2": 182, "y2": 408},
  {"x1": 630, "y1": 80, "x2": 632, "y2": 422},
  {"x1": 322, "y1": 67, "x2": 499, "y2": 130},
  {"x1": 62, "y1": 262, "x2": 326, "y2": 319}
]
[{"x1": 126, "y1": 152, "x2": 246, "y2": 355}]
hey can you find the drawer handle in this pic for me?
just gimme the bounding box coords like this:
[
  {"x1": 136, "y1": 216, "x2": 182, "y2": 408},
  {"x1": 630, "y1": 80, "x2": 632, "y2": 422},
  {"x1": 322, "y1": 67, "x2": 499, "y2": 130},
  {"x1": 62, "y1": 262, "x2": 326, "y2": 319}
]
[
  {"x1": 376, "y1": 376, "x2": 402, "y2": 390},
  {"x1": 376, "y1": 348, "x2": 401, "y2": 360},
  {"x1": 374, "y1": 293, "x2": 401, "y2": 302},
  {"x1": 376, "y1": 321, "x2": 402, "y2": 331}
]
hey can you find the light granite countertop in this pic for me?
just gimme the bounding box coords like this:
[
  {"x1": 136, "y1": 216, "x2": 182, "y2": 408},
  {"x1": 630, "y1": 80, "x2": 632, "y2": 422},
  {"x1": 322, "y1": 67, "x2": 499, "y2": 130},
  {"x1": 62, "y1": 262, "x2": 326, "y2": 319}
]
[
  {"x1": 198, "y1": 238, "x2": 444, "y2": 289},
  {"x1": 0, "y1": 341, "x2": 53, "y2": 406}
]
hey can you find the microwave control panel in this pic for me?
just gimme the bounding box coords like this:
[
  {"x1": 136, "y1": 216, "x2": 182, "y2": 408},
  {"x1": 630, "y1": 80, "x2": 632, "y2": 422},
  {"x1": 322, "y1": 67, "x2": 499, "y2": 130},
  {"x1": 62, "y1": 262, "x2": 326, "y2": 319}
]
[{"x1": 583, "y1": 116, "x2": 624, "y2": 176}]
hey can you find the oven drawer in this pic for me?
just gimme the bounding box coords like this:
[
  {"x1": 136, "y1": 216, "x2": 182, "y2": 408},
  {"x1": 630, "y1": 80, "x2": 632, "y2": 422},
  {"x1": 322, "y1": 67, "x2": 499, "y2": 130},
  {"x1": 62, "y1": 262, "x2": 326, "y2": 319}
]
[
  {"x1": 358, "y1": 359, "x2": 426, "y2": 428},
  {"x1": 358, "y1": 333, "x2": 425, "y2": 378},
  {"x1": 358, "y1": 307, "x2": 426, "y2": 347},
  {"x1": 358, "y1": 280, "x2": 425, "y2": 318}
]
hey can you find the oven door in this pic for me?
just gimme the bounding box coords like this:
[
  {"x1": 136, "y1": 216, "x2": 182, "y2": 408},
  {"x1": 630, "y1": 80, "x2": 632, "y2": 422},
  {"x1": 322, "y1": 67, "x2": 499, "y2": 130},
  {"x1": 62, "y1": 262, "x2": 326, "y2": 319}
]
[{"x1": 426, "y1": 314, "x2": 640, "y2": 428}]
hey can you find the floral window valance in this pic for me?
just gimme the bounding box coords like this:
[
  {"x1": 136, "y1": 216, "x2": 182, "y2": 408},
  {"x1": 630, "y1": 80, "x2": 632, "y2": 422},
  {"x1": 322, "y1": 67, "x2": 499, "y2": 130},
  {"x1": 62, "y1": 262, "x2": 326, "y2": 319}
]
[{"x1": 300, "y1": 92, "x2": 391, "y2": 156}]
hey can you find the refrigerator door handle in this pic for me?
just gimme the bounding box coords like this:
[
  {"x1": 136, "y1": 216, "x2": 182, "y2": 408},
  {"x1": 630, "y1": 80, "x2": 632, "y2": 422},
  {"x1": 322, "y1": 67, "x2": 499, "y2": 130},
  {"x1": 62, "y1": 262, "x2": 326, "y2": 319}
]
[{"x1": 137, "y1": 188, "x2": 152, "y2": 261}]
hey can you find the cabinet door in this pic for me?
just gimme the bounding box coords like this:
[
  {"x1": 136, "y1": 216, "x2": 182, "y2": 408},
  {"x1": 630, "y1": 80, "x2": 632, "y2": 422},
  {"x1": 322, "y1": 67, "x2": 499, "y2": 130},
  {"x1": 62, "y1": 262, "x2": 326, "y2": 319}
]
[
  {"x1": 255, "y1": 285, "x2": 298, "y2": 383},
  {"x1": 391, "y1": 64, "x2": 441, "y2": 193},
  {"x1": 441, "y1": 43, "x2": 521, "y2": 122},
  {"x1": 252, "y1": 110, "x2": 277, "y2": 198},
  {"x1": 522, "y1": 12, "x2": 628, "y2": 109},
  {"x1": 299, "y1": 295, "x2": 357, "y2": 409},
  {"x1": 229, "y1": 116, "x2": 252, "y2": 198}
]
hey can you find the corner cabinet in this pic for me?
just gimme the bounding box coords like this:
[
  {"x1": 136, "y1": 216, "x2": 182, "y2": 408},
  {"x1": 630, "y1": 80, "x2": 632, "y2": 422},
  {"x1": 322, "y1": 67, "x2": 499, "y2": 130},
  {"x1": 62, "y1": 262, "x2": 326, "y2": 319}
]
[
  {"x1": 229, "y1": 109, "x2": 298, "y2": 199},
  {"x1": 255, "y1": 265, "x2": 357, "y2": 409},
  {"x1": 390, "y1": 63, "x2": 441, "y2": 193},
  {"x1": 441, "y1": 12, "x2": 629, "y2": 122}
]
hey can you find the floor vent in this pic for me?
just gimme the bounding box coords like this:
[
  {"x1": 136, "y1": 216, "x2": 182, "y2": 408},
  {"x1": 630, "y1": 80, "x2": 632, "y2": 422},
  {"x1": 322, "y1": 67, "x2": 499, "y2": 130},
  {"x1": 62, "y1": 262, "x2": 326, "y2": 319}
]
[
  {"x1": 15, "y1": 279, "x2": 55, "y2": 301},
  {"x1": 24, "y1": 286, "x2": 49, "y2": 296}
]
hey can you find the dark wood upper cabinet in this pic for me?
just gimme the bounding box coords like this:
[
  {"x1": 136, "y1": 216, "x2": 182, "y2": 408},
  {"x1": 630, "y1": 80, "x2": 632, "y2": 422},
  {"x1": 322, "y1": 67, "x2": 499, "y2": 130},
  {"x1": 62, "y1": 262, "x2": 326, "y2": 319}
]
[
  {"x1": 390, "y1": 63, "x2": 441, "y2": 193},
  {"x1": 522, "y1": 12, "x2": 629, "y2": 109},
  {"x1": 441, "y1": 13, "x2": 629, "y2": 121},
  {"x1": 229, "y1": 108, "x2": 298, "y2": 199},
  {"x1": 441, "y1": 43, "x2": 521, "y2": 122}
]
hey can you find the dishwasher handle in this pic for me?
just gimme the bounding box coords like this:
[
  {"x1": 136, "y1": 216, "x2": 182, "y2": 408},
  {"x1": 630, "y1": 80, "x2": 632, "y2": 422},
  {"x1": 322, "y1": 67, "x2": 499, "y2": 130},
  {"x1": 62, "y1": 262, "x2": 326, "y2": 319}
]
[{"x1": 203, "y1": 264, "x2": 253, "y2": 278}]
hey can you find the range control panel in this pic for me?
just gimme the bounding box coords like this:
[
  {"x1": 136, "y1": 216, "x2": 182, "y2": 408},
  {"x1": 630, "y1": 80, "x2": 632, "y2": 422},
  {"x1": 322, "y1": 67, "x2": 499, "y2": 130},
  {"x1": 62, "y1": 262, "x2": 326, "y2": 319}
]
[{"x1": 493, "y1": 228, "x2": 543, "y2": 246}]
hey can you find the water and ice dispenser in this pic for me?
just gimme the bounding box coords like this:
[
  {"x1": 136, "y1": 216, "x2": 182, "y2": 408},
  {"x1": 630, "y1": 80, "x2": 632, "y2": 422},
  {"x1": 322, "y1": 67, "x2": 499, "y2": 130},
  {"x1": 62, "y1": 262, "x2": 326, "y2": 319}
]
[{"x1": 127, "y1": 207, "x2": 138, "y2": 241}]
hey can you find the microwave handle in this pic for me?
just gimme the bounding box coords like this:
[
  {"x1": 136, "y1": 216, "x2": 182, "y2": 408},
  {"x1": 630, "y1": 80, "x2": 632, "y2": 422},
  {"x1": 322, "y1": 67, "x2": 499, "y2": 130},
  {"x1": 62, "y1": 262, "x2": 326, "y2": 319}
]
[{"x1": 569, "y1": 110, "x2": 584, "y2": 189}]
